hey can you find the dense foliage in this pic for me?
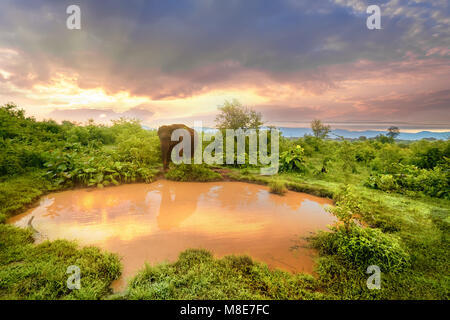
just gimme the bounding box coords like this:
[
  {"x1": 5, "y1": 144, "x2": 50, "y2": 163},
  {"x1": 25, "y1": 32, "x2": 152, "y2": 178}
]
[
  {"x1": 0, "y1": 104, "x2": 161, "y2": 189},
  {"x1": 314, "y1": 225, "x2": 410, "y2": 273},
  {"x1": 277, "y1": 135, "x2": 450, "y2": 199}
]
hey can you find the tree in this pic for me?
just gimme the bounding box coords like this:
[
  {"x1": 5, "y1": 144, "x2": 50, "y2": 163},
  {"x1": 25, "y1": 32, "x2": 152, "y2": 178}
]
[
  {"x1": 311, "y1": 119, "x2": 331, "y2": 139},
  {"x1": 375, "y1": 134, "x2": 392, "y2": 144},
  {"x1": 215, "y1": 99, "x2": 263, "y2": 130},
  {"x1": 387, "y1": 126, "x2": 400, "y2": 139}
]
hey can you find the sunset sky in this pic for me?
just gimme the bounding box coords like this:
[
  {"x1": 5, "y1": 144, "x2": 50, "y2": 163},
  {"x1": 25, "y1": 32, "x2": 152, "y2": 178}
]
[{"x1": 0, "y1": 0, "x2": 448, "y2": 131}]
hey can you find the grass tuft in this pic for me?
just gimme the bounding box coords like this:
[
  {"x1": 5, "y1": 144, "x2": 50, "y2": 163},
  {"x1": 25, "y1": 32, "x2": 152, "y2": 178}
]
[{"x1": 268, "y1": 180, "x2": 287, "y2": 195}]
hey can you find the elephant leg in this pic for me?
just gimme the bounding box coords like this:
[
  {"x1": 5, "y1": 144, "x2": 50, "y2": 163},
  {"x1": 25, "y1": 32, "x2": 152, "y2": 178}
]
[
  {"x1": 162, "y1": 145, "x2": 169, "y2": 170},
  {"x1": 163, "y1": 156, "x2": 167, "y2": 171},
  {"x1": 164, "y1": 146, "x2": 173, "y2": 171}
]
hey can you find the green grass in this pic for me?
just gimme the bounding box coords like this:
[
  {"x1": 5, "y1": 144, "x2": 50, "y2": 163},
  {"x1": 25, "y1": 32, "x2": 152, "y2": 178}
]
[
  {"x1": 0, "y1": 171, "x2": 56, "y2": 223},
  {"x1": 166, "y1": 163, "x2": 222, "y2": 182},
  {"x1": 228, "y1": 169, "x2": 335, "y2": 198},
  {"x1": 0, "y1": 224, "x2": 121, "y2": 300},
  {"x1": 118, "y1": 249, "x2": 328, "y2": 300},
  {"x1": 268, "y1": 180, "x2": 287, "y2": 195}
]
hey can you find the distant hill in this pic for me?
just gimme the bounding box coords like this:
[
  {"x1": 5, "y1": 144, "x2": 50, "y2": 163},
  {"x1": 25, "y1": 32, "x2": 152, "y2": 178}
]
[
  {"x1": 275, "y1": 127, "x2": 450, "y2": 140},
  {"x1": 144, "y1": 125, "x2": 449, "y2": 141}
]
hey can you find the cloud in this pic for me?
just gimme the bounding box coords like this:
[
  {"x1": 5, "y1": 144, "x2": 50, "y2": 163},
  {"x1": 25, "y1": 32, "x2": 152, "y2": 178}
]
[
  {"x1": 48, "y1": 106, "x2": 154, "y2": 124},
  {"x1": 0, "y1": 0, "x2": 448, "y2": 128}
]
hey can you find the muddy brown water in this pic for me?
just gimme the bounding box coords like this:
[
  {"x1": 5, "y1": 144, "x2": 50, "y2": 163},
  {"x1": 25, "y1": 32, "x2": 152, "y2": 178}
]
[{"x1": 8, "y1": 180, "x2": 335, "y2": 292}]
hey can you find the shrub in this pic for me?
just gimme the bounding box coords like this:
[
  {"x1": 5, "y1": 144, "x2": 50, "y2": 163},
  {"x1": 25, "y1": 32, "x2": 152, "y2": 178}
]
[
  {"x1": 268, "y1": 180, "x2": 287, "y2": 195},
  {"x1": 378, "y1": 174, "x2": 398, "y2": 191},
  {"x1": 355, "y1": 144, "x2": 376, "y2": 163},
  {"x1": 327, "y1": 185, "x2": 362, "y2": 231},
  {"x1": 279, "y1": 145, "x2": 306, "y2": 172},
  {"x1": 43, "y1": 143, "x2": 158, "y2": 188},
  {"x1": 313, "y1": 225, "x2": 410, "y2": 273},
  {"x1": 366, "y1": 163, "x2": 449, "y2": 199},
  {"x1": 115, "y1": 131, "x2": 161, "y2": 166}
]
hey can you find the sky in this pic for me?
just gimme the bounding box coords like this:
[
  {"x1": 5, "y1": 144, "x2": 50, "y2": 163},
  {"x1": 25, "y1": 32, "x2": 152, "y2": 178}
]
[{"x1": 0, "y1": 0, "x2": 449, "y2": 131}]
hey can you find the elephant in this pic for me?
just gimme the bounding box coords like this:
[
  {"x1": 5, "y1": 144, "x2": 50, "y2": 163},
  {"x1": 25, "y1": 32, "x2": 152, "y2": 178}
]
[{"x1": 157, "y1": 124, "x2": 195, "y2": 170}]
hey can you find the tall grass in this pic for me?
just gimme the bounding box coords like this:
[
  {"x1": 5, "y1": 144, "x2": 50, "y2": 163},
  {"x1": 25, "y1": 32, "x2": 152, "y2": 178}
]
[{"x1": 268, "y1": 180, "x2": 287, "y2": 195}]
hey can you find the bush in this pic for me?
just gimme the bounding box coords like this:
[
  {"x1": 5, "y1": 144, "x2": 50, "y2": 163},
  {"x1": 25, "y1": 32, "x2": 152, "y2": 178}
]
[
  {"x1": 326, "y1": 185, "x2": 363, "y2": 231},
  {"x1": 378, "y1": 174, "x2": 398, "y2": 192},
  {"x1": 355, "y1": 144, "x2": 376, "y2": 163},
  {"x1": 268, "y1": 180, "x2": 287, "y2": 195},
  {"x1": 366, "y1": 163, "x2": 449, "y2": 199},
  {"x1": 279, "y1": 145, "x2": 306, "y2": 172},
  {"x1": 43, "y1": 143, "x2": 158, "y2": 188},
  {"x1": 115, "y1": 131, "x2": 161, "y2": 166},
  {"x1": 410, "y1": 140, "x2": 449, "y2": 169},
  {"x1": 313, "y1": 226, "x2": 410, "y2": 273}
]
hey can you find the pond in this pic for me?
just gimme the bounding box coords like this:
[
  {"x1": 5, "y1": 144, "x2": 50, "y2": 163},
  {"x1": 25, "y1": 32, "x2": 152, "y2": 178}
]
[{"x1": 8, "y1": 180, "x2": 335, "y2": 291}]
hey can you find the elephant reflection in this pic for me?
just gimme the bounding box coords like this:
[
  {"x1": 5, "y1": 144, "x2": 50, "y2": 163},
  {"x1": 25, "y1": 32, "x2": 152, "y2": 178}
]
[{"x1": 156, "y1": 182, "x2": 200, "y2": 230}]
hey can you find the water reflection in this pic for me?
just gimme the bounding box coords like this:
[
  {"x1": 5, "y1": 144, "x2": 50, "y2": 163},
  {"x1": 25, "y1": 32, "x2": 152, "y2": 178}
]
[
  {"x1": 8, "y1": 180, "x2": 334, "y2": 292},
  {"x1": 157, "y1": 181, "x2": 199, "y2": 230}
]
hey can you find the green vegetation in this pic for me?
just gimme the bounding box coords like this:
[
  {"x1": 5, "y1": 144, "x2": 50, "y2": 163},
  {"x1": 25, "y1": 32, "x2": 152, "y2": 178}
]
[
  {"x1": 0, "y1": 172, "x2": 55, "y2": 224},
  {"x1": 0, "y1": 103, "x2": 156, "y2": 300},
  {"x1": 268, "y1": 179, "x2": 287, "y2": 195},
  {"x1": 0, "y1": 103, "x2": 161, "y2": 191},
  {"x1": 0, "y1": 224, "x2": 121, "y2": 299},
  {"x1": 311, "y1": 119, "x2": 331, "y2": 139},
  {"x1": 120, "y1": 249, "x2": 326, "y2": 300},
  {"x1": 166, "y1": 163, "x2": 222, "y2": 182},
  {"x1": 215, "y1": 99, "x2": 263, "y2": 130},
  {"x1": 279, "y1": 145, "x2": 306, "y2": 172},
  {"x1": 366, "y1": 162, "x2": 449, "y2": 199},
  {"x1": 226, "y1": 135, "x2": 450, "y2": 299},
  {"x1": 0, "y1": 103, "x2": 449, "y2": 300}
]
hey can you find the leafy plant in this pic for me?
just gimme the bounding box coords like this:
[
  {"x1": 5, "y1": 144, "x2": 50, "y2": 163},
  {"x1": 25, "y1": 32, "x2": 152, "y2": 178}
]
[
  {"x1": 279, "y1": 145, "x2": 306, "y2": 172},
  {"x1": 327, "y1": 185, "x2": 362, "y2": 232},
  {"x1": 313, "y1": 225, "x2": 410, "y2": 273}
]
